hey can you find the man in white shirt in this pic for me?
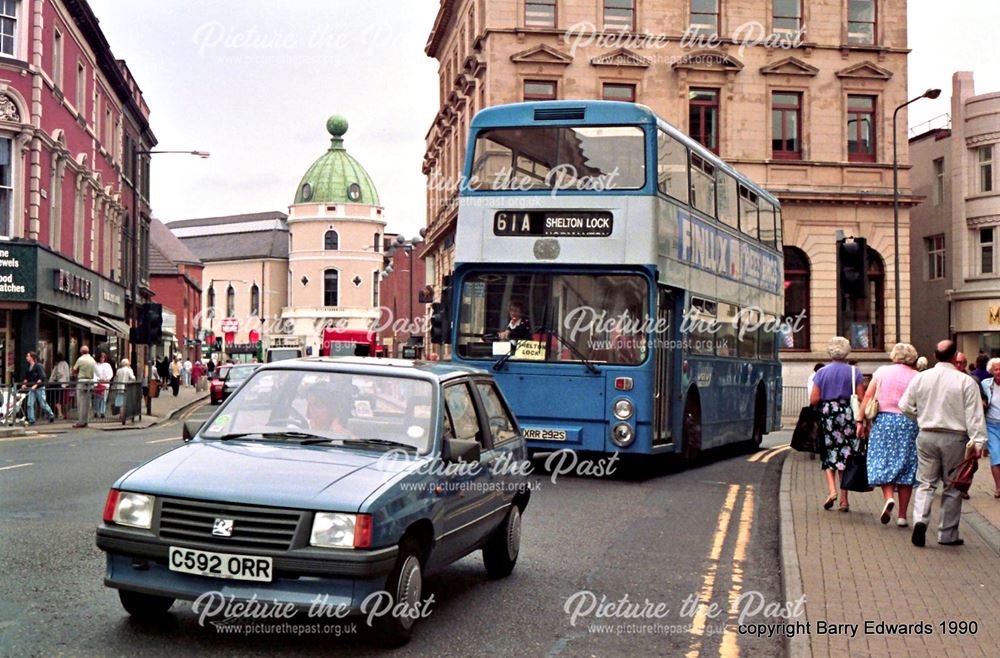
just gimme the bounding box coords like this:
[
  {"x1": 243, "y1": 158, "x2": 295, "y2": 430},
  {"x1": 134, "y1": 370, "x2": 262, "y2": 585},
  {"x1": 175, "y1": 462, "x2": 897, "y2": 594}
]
[
  {"x1": 182, "y1": 358, "x2": 192, "y2": 387},
  {"x1": 899, "y1": 339, "x2": 986, "y2": 547}
]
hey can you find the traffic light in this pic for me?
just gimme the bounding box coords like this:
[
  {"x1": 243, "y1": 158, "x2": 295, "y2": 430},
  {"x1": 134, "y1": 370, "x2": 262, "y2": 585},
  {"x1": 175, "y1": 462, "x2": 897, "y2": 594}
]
[
  {"x1": 214, "y1": 336, "x2": 223, "y2": 352},
  {"x1": 144, "y1": 303, "x2": 163, "y2": 345},
  {"x1": 838, "y1": 237, "x2": 867, "y2": 297},
  {"x1": 430, "y1": 275, "x2": 454, "y2": 345}
]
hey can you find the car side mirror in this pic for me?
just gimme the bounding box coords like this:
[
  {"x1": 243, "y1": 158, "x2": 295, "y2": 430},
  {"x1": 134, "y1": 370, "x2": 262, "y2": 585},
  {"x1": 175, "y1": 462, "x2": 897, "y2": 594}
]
[
  {"x1": 442, "y1": 438, "x2": 480, "y2": 463},
  {"x1": 182, "y1": 420, "x2": 204, "y2": 442}
]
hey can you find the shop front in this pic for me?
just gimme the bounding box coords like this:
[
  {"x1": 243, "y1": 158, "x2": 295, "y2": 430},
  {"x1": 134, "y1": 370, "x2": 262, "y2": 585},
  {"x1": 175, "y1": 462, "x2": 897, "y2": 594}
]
[
  {"x1": 951, "y1": 296, "x2": 1000, "y2": 358},
  {"x1": 0, "y1": 242, "x2": 127, "y2": 383}
]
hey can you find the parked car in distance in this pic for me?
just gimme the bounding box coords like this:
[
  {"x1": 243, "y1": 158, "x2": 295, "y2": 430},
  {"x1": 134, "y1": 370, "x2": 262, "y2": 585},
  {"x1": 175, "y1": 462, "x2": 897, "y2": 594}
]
[
  {"x1": 208, "y1": 365, "x2": 230, "y2": 405},
  {"x1": 220, "y1": 363, "x2": 259, "y2": 401},
  {"x1": 96, "y1": 357, "x2": 529, "y2": 645}
]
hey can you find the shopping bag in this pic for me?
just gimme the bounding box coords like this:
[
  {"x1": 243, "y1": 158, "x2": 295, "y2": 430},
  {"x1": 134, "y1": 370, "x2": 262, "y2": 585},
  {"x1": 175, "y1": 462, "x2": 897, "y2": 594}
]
[
  {"x1": 841, "y1": 441, "x2": 874, "y2": 492},
  {"x1": 791, "y1": 405, "x2": 821, "y2": 453}
]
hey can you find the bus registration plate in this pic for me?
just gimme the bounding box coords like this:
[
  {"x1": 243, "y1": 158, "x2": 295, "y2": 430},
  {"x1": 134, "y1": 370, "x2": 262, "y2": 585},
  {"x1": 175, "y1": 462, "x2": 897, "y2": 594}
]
[
  {"x1": 522, "y1": 427, "x2": 568, "y2": 442},
  {"x1": 494, "y1": 211, "x2": 613, "y2": 237}
]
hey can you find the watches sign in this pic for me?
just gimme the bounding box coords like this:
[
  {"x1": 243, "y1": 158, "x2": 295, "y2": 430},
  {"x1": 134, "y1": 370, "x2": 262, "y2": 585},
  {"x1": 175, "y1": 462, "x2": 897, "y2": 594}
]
[{"x1": 0, "y1": 245, "x2": 37, "y2": 300}]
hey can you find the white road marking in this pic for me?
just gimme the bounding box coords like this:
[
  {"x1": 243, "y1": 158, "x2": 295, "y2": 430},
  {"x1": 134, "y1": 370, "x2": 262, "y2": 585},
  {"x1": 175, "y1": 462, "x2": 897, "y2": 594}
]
[
  {"x1": 0, "y1": 462, "x2": 33, "y2": 471},
  {"x1": 146, "y1": 436, "x2": 182, "y2": 444}
]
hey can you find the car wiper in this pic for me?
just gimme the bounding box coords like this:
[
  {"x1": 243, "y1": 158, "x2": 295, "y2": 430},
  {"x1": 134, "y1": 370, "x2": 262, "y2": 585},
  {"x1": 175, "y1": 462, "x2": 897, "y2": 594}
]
[
  {"x1": 214, "y1": 432, "x2": 257, "y2": 441},
  {"x1": 493, "y1": 341, "x2": 517, "y2": 372},
  {"x1": 545, "y1": 328, "x2": 600, "y2": 374},
  {"x1": 342, "y1": 438, "x2": 416, "y2": 450},
  {"x1": 262, "y1": 431, "x2": 325, "y2": 441}
]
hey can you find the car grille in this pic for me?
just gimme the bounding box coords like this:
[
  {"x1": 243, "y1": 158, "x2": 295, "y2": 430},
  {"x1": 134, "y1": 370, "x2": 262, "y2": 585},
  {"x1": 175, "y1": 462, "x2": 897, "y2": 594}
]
[{"x1": 158, "y1": 498, "x2": 303, "y2": 551}]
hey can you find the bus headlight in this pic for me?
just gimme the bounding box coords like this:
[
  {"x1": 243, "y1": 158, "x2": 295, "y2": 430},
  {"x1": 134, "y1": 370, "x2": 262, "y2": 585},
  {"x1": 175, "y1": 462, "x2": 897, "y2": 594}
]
[
  {"x1": 611, "y1": 423, "x2": 635, "y2": 448},
  {"x1": 612, "y1": 398, "x2": 634, "y2": 420}
]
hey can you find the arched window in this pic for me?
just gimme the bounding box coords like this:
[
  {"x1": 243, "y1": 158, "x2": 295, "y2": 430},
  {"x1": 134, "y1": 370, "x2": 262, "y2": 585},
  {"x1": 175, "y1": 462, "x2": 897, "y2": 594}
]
[
  {"x1": 226, "y1": 285, "x2": 235, "y2": 317},
  {"x1": 372, "y1": 271, "x2": 380, "y2": 307},
  {"x1": 782, "y1": 246, "x2": 810, "y2": 350},
  {"x1": 373, "y1": 232, "x2": 381, "y2": 252},
  {"x1": 324, "y1": 230, "x2": 339, "y2": 250},
  {"x1": 207, "y1": 285, "x2": 216, "y2": 318},
  {"x1": 839, "y1": 246, "x2": 885, "y2": 351},
  {"x1": 250, "y1": 283, "x2": 260, "y2": 315},
  {"x1": 324, "y1": 269, "x2": 339, "y2": 307}
]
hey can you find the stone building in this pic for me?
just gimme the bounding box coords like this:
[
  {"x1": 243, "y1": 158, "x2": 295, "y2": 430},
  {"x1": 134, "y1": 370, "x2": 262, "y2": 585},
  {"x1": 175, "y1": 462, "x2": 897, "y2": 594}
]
[
  {"x1": 422, "y1": 0, "x2": 914, "y2": 377},
  {"x1": 910, "y1": 72, "x2": 1000, "y2": 359}
]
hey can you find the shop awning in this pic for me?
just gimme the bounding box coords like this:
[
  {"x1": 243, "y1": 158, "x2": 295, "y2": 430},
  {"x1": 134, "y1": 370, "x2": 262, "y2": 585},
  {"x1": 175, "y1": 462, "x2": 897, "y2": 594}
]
[
  {"x1": 96, "y1": 316, "x2": 131, "y2": 338},
  {"x1": 51, "y1": 311, "x2": 106, "y2": 335}
]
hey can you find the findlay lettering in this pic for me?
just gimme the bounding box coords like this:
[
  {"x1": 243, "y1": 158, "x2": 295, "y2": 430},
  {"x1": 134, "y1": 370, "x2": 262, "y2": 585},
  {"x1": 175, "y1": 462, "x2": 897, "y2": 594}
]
[
  {"x1": 676, "y1": 212, "x2": 781, "y2": 293},
  {"x1": 54, "y1": 268, "x2": 92, "y2": 300}
]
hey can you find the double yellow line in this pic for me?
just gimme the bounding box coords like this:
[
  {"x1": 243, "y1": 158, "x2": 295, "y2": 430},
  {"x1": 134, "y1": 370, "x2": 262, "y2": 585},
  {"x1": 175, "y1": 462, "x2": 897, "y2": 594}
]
[
  {"x1": 747, "y1": 444, "x2": 791, "y2": 464},
  {"x1": 685, "y1": 484, "x2": 755, "y2": 658}
]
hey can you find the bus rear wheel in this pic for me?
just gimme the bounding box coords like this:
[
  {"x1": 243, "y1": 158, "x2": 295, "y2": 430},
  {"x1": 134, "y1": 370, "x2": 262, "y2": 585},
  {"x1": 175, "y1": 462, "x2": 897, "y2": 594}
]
[{"x1": 681, "y1": 397, "x2": 702, "y2": 468}]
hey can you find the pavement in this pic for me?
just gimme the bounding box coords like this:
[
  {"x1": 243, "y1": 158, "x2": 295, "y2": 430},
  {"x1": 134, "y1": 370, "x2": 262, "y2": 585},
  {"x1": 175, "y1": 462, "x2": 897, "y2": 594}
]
[
  {"x1": 778, "y1": 429, "x2": 1000, "y2": 657},
  {"x1": 15, "y1": 385, "x2": 207, "y2": 433}
]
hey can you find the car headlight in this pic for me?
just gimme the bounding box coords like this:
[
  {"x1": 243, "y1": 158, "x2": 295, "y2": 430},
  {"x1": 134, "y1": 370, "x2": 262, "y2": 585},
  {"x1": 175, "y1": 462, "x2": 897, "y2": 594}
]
[
  {"x1": 611, "y1": 422, "x2": 635, "y2": 448},
  {"x1": 310, "y1": 512, "x2": 372, "y2": 549},
  {"x1": 109, "y1": 491, "x2": 155, "y2": 529},
  {"x1": 613, "y1": 398, "x2": 634, "y2": 420}
]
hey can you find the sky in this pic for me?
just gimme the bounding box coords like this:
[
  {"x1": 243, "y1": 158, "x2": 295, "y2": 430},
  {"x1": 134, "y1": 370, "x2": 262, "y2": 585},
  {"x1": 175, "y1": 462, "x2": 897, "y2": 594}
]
[{"x1": 86, "y1": 1, "x2": 1000, "y2": 237}]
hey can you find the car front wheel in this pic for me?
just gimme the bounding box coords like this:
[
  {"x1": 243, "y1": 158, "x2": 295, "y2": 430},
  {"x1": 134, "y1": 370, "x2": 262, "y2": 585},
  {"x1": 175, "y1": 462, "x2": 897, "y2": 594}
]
[
  {"x1": 483, "y1": 504, "x2": 522, "y2": 579},
  {"x1": 118, "y1": 589, "x2": 174, "y2": 620},
  {"x1": 374, "y1": 539, "x2": 423, "y2": 647}
]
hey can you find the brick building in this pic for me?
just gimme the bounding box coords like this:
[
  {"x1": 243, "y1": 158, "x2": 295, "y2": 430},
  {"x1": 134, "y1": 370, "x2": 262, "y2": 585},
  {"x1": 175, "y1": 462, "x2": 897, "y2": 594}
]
[
  {"x1": 0, "y1": 0, "x2": 154, "y2": 382},
  {"x1": 148, "y1": 218, "x2": 202, "y2": 361},
  {"x1": 422, "y1": 0, "x2": 913, "y2": 377}
]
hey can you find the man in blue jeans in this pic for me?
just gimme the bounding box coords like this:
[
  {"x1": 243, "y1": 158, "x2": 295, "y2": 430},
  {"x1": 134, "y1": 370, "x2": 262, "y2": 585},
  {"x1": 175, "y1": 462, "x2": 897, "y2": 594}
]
[{"x1": 23, "y1": 352, "x2": 55, "y2": 424}]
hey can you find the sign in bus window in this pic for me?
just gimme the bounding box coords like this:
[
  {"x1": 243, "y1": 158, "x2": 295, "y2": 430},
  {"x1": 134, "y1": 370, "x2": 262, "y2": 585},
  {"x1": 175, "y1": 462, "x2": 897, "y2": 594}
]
[
  {"x1": 686, "y1": 298, "x2": 717, "y2": 355},
  {"x1": 493, "y1": 210, "x2": 613, "y2": 237}
]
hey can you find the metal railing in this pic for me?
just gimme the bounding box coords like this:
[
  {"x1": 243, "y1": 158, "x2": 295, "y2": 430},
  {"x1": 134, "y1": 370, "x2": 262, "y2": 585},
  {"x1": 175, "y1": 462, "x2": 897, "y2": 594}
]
[
  {"x1": 781, "y1": 386, "x2": 809, "y2": 417},
  {"x1": 1, "y1": 382, "x2": 143, "y2": 426}
]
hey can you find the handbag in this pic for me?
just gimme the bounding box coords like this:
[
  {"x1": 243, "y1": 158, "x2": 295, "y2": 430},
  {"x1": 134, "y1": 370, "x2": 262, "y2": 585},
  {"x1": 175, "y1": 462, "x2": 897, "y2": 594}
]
[
  {"x1": 947, "y1": 455, "x2": 979, "y2": 493},
  {"x1": 863, "y1": 377, "x2": 880, "y2": 421},
  {"x1": 841, "y1": 440, "x2": 874, "y2": 492},
  {"x1": 791, "y1": 405, "x2": 821, "y2": 453},
  {"x1": 849, "y1": 366, "x2": 862, "y2": 420}
]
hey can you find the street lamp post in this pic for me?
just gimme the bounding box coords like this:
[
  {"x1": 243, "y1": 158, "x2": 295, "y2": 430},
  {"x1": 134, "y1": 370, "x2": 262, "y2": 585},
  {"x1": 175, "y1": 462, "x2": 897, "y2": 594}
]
[{"x1": 892, "y1": 89, "x2": 941, "y2": 344}]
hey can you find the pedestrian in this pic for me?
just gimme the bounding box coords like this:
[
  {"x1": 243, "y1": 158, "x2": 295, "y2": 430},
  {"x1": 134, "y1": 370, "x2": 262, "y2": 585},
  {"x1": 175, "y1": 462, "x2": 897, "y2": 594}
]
[
  {"x1": 810, "y1": 336, "x2": 865, "y2": 512},
  {"x1": 93, "y1": 352, "x2": 113, "y2": 419},
  {"x1": 206, "y1": 357, "x2": 216, "y2": 377},
  {"x1": 981, "y1": 358, "x2": 1000, "y2": 499},
  {"x1": 957, "y1": 351, "x2": 988, "y2": 408},
  {"x1": 915, "y1": 356, "x2": 929, "y2": 372},
  {"x1": 182, "y1": 357, "x2": 192, "y2": 386},
  {"x1": 48, "y1": 352, "x2": 70, "y2": 419},
  {"x1": 899, "y1": 339, "x2": 986, "y2": 547},
  {"x1": 169, "y1": 354, "x2": 181, "y2": 397},
  {"x1": 856, "y1": 343, "x2": 920, "y2": 526},
  {"x1": 192, "y1": 360, "x2": 203, "y2": 390},
  {"x1": 72, "y1": 346, "x2": 97, "y2": 427},
  {"x1": 805, "y1": 362, "x2": 823, "y2": 401},
  {"x1": 112, "y1": 358, "x2": 136, "y2": 415},
  {"x1": 972, "y1": 353, "x2": 991, "y2": 382},
  {"x1": 22, "y1": 351, "x2": 55, "y2": 424}
]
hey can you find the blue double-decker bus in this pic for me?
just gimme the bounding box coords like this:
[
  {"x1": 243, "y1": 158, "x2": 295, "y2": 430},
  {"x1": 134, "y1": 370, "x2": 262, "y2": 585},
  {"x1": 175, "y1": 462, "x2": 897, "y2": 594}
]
[{"x1": 448, "y1": 100, "x2": 783, "y2": 463}]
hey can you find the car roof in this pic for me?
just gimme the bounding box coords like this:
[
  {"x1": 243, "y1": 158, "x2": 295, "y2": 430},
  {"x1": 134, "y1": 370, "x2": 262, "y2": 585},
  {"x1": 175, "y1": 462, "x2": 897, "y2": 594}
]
[{"x1": 254, "y1": 356, "x2": 488, "y2": 383}]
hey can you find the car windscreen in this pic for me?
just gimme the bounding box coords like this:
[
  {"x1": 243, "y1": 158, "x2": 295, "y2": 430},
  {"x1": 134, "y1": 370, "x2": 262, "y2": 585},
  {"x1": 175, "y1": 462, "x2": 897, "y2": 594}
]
[
  {"x1": 227, "y1": 367, "x2": 255, "y2": 382},
  {"x1": 201, "y1": 369, "x2": 435, "y2": 453}
]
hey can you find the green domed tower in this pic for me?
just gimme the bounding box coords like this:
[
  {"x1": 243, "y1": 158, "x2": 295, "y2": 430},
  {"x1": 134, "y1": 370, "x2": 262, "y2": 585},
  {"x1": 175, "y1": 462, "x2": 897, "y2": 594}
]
[{"x1": 294, "y1": 115, "x2": 380, "y2": 205}]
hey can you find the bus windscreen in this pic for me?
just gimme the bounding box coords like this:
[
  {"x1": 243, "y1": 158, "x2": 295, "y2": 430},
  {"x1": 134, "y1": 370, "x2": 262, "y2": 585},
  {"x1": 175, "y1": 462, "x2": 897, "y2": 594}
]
[{"x1": 469, "y1": 126, "x2": 646, "y2": 191}]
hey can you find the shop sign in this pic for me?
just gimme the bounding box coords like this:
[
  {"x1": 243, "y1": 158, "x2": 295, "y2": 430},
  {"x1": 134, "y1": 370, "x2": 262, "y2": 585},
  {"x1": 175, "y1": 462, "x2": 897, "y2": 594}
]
[
  {"x1": 989, "y1": 306, "x2": 1000, "y2": 325},
  {"x1": 54, "y1": 268, "x2": 93, "y2": 300},
  {"x1": 98, "y1": 281, "x2": 126, "y2": 318},
  {"x1": 0, "y1": 245, "x2": 37, "y2": 301},
  {"x1": 221, "y1": 317, "x2": 240, "y2": 333}
]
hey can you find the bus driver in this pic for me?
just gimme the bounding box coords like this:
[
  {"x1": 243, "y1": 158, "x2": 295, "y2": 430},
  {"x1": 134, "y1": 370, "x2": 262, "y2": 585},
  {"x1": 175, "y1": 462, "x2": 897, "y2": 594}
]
[{"x1": 498, "y1": 300, "x2": 532, "y2": 341}]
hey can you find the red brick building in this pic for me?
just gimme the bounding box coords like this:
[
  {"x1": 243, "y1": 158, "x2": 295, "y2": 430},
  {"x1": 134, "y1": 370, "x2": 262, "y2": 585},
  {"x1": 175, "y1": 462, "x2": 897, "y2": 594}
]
[
  {"x1": 149, "y1": 218, "x2": 202, "y2": 361},
  {"x1": 378, "y1": 235, "x2": 427, "y2": 357},
  {"x1": 0, "y1": 0, "x2": 155, "y2": 381}
]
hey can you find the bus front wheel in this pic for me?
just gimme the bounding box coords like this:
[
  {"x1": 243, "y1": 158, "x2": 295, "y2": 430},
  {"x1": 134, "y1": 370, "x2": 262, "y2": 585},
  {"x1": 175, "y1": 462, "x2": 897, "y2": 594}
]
[{"x1": 681, "y1": 397, "x2": 702, "y2": 468}]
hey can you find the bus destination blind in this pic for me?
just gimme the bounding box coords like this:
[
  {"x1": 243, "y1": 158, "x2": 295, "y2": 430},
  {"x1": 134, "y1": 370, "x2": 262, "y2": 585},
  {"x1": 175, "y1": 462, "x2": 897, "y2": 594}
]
[{"x1": 493, "y1": 211, "x2": 613, "y2": 238}]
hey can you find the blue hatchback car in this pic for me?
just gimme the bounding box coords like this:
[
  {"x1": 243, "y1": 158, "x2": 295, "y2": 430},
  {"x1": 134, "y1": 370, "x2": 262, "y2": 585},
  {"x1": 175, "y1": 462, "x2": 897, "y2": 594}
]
[{"x1": 96, "y1": 358, "x2": 530, "y2": 645}]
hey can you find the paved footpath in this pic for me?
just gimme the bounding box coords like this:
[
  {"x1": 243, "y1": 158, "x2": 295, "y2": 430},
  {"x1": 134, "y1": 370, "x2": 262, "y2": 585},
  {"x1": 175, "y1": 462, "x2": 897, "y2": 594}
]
[
  {"x1": 18, "y1": 385, "x2": 206, "y2": 433},
  {"x1": 779, "y1": 430, "x2": 1000, "y2": 657}
]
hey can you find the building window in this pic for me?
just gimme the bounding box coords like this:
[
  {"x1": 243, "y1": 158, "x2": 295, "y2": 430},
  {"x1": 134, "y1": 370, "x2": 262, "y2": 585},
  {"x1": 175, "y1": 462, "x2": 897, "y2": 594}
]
[
  {"x1": 373, "y1": 232, "x2": 381, "y2": 252},
  {"x1": 523, "y1": 80, "x2": 557, "y2": 101},
  {"x1": 76, "y1": 62, "x2": 85, "y2": 114},
  {"x1": 847, "y1": 95, "x2": 876, "y2": 162},
  {"x1": 0, "y1": 137, "x2": 11, "y2": 237},
  {"x1": 839, "y1": 246, "x2": 884, "y2": 350},
  {"x1": 602, "y1": 83, "x2": 636, "y2": 102},
  {"x1": 979, "y1": 145, "x2": 994, "y2": 193},
  {"x1": 771, "y1": 92, "x2": 802, "y2": 160},
  {"x1": 690, "y1": 0, "x2": 719, "y2": 36},
  {"x1": 226, "y1": 285, "x2": 235, "y2": 317},
  {"x1": 604, "y1": 0, "x2": 634, "y2": 31},
  {"x1": 773, "y1": 0, "x2": 801, "y2": 33},
  {"x1": 847, "y1": 0, "x2": 876, "y2": 44},
  {"x1": 324, "y1": 270, "x2": 339, "y2": 307},
  {"x1": 207, "y1": 285, "x2": 215, "y2": 318},
  {"x1": 250, "y1": 283, "x2": 260, "y2": 316},
  {"x1": 980, "y1": 227, "x2": 994, "y2": 275},
  {"x1": 52, "y1": 28, "x2": 63, "y2": 88},
  {"x1": 525, "y1": 0, "x2": 556, "y2": 27},
  {"x1": 372, "y1": 271, "x2": 380, "y2": 307},
  {"x1": 324, "y1": 229, "x2": 339, "y2": 250},
  {"x1": 925, "y1": 235, "x2": 945, "y2": 281},
  {"x1": 933, "y1": 157, "x2": 944, "y2": 205},
  {"x1": 0, "y1": 0, "x2": 15, "y2": 57},
  {"x1": 689, "y1": 88, "x2": 720, "y2": 153}
]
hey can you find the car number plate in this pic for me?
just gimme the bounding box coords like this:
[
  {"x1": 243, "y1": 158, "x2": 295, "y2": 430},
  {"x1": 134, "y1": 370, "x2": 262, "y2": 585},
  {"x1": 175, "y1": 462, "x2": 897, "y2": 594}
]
[
  {"x1": 522, "y1": 428, "x2": 567, "y2": 441},
  {"x1": 168, "y1": 546, "x2": 273, "y2": 582}
]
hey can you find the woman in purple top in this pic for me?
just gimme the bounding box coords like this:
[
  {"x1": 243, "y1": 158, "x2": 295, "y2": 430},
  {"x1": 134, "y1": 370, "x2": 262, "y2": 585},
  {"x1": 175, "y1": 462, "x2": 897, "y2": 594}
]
[
  {"x1": 810, "y1": 336, "x2": 865, "y2": 512},
  {"x1": 857, "y1": 343, "x2": 920, "y2": 526}
]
